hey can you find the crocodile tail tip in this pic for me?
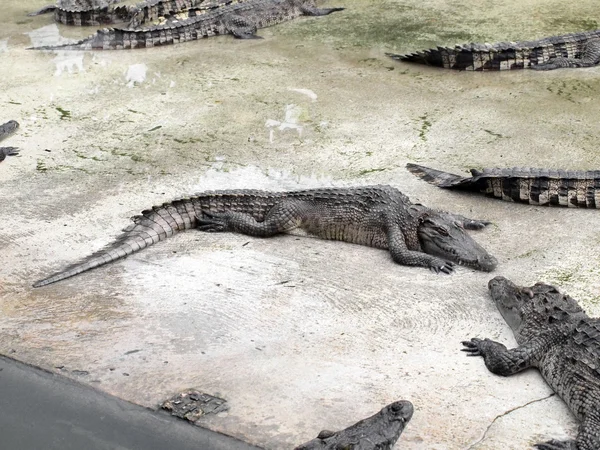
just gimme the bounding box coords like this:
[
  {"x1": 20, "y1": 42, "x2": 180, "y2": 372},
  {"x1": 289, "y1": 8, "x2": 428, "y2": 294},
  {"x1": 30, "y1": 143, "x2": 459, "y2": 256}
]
[
  {"x1": 406, "y1": 163, "x2": 468, "y2": 188},
  {"x1": 387, "y1": 49, "x2": 445, "y2": 67}
]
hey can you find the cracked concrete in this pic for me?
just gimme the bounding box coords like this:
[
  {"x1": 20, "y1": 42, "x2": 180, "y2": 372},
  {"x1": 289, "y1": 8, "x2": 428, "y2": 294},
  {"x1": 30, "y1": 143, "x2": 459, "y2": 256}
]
[{"x1": 1, "y1": 0, "x2": 600, "y2": 448}]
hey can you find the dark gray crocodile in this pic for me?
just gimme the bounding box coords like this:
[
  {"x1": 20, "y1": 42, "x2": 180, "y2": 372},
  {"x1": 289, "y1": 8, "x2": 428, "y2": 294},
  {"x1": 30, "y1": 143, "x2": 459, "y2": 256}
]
[
  {"x1": 0, "y1": 120, "x2": 20, "y2": 163},
  {"x1": 32, "y1": 185, "x2": 497, "y2": 287},
  {"x1": 294, "y1": 400, "x2": 414, "y2": 450},
  {"x1": 29, "y1": 0, "x2": 343, "y2": 50},
  {"x1": 407, "y1": 163, "x2": 600, "y2": 208},
  {"x1": 28, "y1": 0, "x2": 222, "y2": 27},
  {"x1": 388, "y1": 30, "x2": 600, "y2": 71},
  {"x1": 463, "y1": 276, "x2": 600, "y2": 450}
]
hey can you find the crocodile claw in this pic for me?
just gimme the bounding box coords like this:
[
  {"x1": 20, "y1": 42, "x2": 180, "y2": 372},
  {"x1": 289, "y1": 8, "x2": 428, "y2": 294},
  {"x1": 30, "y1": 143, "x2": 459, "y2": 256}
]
[
  {"x1": 461, "y1": 338, "x2": 486, "y2": 356},
  {"x1": 429, "y1": 260, "x2": 455, "y2": 274}
]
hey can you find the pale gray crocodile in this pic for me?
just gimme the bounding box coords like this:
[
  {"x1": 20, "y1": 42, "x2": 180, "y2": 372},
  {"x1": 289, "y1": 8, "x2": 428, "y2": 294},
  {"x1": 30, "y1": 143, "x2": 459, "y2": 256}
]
[
  {"x1": 407, "y1": 163, "x2": 600, "y2": 208},
  {"x1": 463, "y1": 276, "x2": 600, "y2": 450},
  {"x1": 389, "y1": 30, "x2": 600, "y2": 71},
  {"x1": 0, "y1": 120, "x2": 20, "y2": 163},
  {"x1": 32, "y1": 185, "x2": 497, "y2": 287},
  {"x1": 295, "y1": 400, "x2": 414, "y2": 450},
  {"x1": 29, "y1": 0, "x2": 343, "y2": 50}
]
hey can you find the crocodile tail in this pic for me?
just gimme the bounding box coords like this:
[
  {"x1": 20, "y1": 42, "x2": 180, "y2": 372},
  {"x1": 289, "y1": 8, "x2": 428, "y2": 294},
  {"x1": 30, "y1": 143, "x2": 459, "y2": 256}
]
[
  {"x1": 33, "y1": 200, "x2": 197, "y2": 287},
  {"x1": 388, "y1": 43, "x2": 531, "y2": 71},
  {"x1": 406, "y1": 163, "x2": 474, "y2": 189}
]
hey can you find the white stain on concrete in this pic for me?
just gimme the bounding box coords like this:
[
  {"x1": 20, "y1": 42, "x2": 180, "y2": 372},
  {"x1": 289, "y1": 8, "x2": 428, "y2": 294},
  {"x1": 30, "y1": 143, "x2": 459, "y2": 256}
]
[
  {"x1": 0, "y1": 40, "x2": 8, "y2": 53},
  {"x1": 25, "y1": 25, "x2": 85, "y2": 76},
  {"x1": 265, "y1": 104, "x2": 304, "y2": 143},
  {"x1": 125, "y1": 64, "x2": 148, "y2": 87},
  {"x1": 288, "y1": 88, "x2": 318, "y2": 102}
]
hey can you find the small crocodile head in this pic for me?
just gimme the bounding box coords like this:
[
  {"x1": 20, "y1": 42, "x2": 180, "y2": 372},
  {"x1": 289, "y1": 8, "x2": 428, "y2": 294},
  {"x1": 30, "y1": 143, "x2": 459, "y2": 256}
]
[
  {"x1": 382, "y1": 400, "x2": 414, "y2": 424},
  {"x1": 488, "y1": 276, "x2": 584, "y2": 334},
  {"x1": 294, "y1": 400, "x2": 414, "y2": 450},
  {"x1": 418, "y1": 212, "x2": 497, "y2": 272}
]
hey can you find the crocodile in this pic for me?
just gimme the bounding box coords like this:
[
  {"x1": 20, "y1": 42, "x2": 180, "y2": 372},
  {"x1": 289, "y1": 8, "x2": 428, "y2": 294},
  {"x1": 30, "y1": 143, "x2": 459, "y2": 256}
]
[
  {"x1": 0, "y1": 120, "x2": 20, "y2": 163},
  {"x1": 406, "y1": 163, "x2": 600, "y2": 208},
  {"x1": 29, "y1": 0, "x2": 344, "y2": 50},
  {"x1": 28, "y1": 0, "x2": 132, "y2": 26},
  {"x1": 32, "y1": 185, "x2": 497, "y2": 287},
  {"x1": 294, "y1": 400, "x2": 414, "y2": 450},
  {"x1": 28, "y1": 0, "x2": 224, "y2": 27},
  {"x1": 388, "y1": 30, "x2": 600, "y2": 71},
  {"x1": 462, "y1": 276, "x2": 600, "y2": 450}
]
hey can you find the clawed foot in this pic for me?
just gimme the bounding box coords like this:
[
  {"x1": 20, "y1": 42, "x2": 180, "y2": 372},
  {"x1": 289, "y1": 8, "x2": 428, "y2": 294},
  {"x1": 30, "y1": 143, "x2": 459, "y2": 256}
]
[
  {"x1": 534, "y1": 439, "x2": 577, "y2": 450},
  {"x1": 196, "y1": 210, "x2": 230, "y2": 232},
  {"x1": 461, "y1": 338, "x2": 499, "y2": 357},
  {"x1": 429, "y1": 259, "x2": 455, "y2": 274}
]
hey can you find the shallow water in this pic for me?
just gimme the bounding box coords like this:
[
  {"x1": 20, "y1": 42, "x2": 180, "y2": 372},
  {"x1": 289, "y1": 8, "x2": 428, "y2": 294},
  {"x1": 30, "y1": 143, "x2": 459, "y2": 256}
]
[{"x1": 2, "y1": 1, "x2": 600, "y2": 449}]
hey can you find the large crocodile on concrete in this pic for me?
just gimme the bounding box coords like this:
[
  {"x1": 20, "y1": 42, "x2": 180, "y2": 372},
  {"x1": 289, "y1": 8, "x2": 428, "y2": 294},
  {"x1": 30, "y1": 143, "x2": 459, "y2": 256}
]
[
  {"x1": 0, "y1": 120, "x2": 20, "y2": 163},
  {"x1": 463, "y1": 276, "x2": 600, "y2": 450},
  {"x1": 406, "y1": 163, "x2": 600, "y2": 208},
  {"x1": 28, "y1": 0, "x2": 227, "y2": 28},
  {"x1": 32, "y1": 185, "x2": 497, "y2": 287},
  {"x1": 388, "y1": 30, "x2": 600, "y2": 71},
  {"x1": 294, "y1": 400, "x2": 414, "y2": 450},
  {"x1": 29, "y1": 0, "x2": 343, "y2": 50}
]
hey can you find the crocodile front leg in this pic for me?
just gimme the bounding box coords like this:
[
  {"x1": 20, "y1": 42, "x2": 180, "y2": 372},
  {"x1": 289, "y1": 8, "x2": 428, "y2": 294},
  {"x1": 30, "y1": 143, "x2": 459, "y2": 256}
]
[
  {"x1": 461, "y1": 336, "x2": 551, "y2": 376},
  {"x1": 386, "y1": 223, "x2": 454, "y2": 273},
  {"x1": 532, "y1": 39, "x2": 600, "y2": 71}
]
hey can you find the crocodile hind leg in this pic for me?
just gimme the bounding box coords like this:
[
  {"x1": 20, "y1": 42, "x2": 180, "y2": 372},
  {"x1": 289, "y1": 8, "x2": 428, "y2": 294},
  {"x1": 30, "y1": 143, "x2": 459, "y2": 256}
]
[
  {"x1": 532, "y1": 39, "x2": 600, "y2": 70},
  {"x1": 223, "y1": 15, "x2": 261, "y2": 39},
  {"x1": 0, "y1": 147, "x2": 19, "y2": 162},
  {"x1": 196, "y1": 200, "x2": 303, "y2": 236}
]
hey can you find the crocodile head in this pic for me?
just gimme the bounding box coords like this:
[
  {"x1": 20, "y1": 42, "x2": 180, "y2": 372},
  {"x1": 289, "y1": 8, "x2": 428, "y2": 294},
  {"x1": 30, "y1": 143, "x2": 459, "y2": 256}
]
[
  {"x1": 294, "y1": 400, "x2": 413, "y2": 450},
  {"x1": 418, "y1": 212, "x2": 497, "y2": 272},
  {"x1": 488, "y1": 276, "x2": 584, "y2": 336}
]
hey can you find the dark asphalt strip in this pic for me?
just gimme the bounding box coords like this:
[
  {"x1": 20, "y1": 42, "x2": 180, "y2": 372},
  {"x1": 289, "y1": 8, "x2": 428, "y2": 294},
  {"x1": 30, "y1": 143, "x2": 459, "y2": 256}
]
[{"x1": 0, "y1": 355, "x2": 262, "y2": 450}]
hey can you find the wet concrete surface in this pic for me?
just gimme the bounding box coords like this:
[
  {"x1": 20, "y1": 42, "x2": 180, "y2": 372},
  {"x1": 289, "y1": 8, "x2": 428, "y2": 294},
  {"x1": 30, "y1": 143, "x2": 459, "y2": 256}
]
[
  {"x1": 1, "y1": 0, "x2": 600, "y2": 449},
  {"x1": 0, "y1": 355, "x2": 259, "y2": 450}
]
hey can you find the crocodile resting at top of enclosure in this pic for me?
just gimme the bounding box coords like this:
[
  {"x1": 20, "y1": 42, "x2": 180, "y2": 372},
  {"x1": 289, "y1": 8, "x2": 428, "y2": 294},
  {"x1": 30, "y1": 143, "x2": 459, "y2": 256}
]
[{"x1": 29, "y1": 0, "x2": 344, "y2": 50}]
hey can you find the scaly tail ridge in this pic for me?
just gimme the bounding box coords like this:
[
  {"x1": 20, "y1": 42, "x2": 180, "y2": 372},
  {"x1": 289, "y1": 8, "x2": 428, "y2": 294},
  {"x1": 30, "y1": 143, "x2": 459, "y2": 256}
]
[
  {"x1": 33, "y1": 200, "x2": 196, "y2": 287},
  {"x1": 406, "y1": 163, "x2": 472, "y2": 188}
]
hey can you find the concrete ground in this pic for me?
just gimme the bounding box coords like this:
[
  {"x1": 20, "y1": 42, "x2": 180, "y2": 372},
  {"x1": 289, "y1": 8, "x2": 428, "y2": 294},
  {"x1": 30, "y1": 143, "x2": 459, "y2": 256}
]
[{"x1": 1, "y1": 0, "x2": 600, "y2": 448}]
